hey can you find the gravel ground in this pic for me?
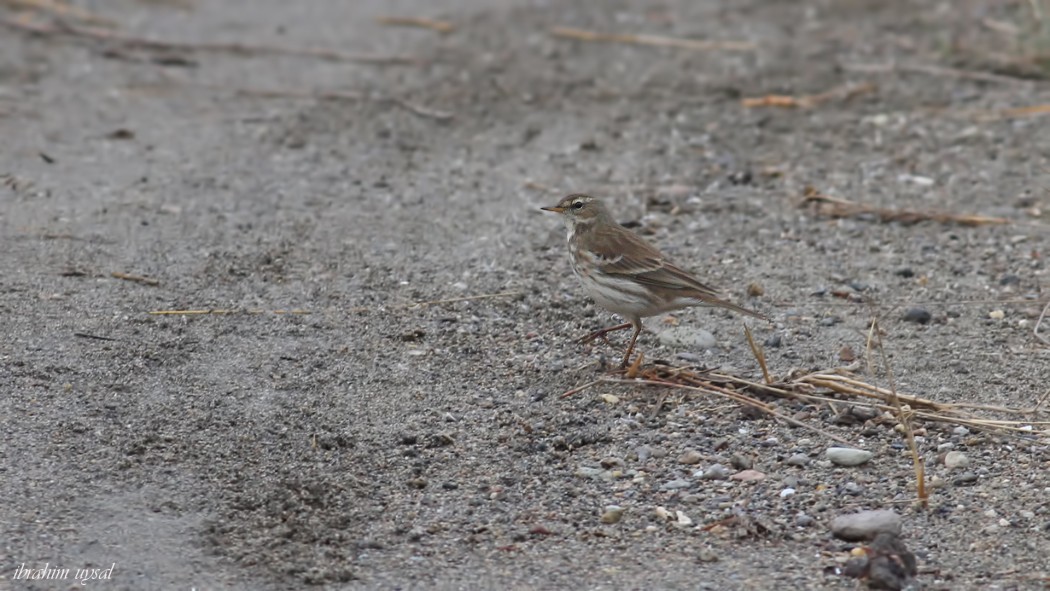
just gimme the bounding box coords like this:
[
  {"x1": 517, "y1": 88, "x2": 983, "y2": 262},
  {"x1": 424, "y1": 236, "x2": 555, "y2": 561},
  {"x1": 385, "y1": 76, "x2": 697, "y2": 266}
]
[{"x1": 2, "y1": 0, "x2": 1050, "y2": 589}]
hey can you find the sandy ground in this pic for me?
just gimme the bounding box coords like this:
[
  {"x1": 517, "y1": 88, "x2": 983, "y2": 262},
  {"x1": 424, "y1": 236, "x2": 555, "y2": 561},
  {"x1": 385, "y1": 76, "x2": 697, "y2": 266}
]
[{"x1": 3, "y1": 0, "x2": 1050, "y2": 589}]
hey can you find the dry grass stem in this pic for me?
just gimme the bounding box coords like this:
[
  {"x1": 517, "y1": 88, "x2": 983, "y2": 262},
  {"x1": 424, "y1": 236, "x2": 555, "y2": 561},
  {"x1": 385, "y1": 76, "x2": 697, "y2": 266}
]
[
  {"x1": 744, "y1": 324, "x2": 772, "y2": 384},
  {"x1": 741, "y1": 82, "x2": 875, "y2": 109},
  {"x1": 0, "y1": 16, "x2": 419, "y2": 64},
  {"x1": 840, "y1": 61, "x2": 1035, "y2": 85},
  {"x1": 559, "y1": 379, "x2": 603, "y2": 399},
  {"x1": 405, "y1": 291, "x2": 521, "y2": 308},
  {"x1": 621, "y1": 375, "x2": 854, "y2": 446},
  {"x1": 556, "y1": 356, "x2": 1050, "y2": 440},
  {"x1": 110, "y1": 271, "x2": 160, "y2": 286},
  {"x1": 1000, "y1": 104, "x2": 1050, "y2": 118},
  {"x1": 1035, "y1": 301, "x2": 1050, "y2": 346},
  {"x1": 377, "y1": 16, "x2": 455, "y2": 34},
  {"x1": 803, "y1": 188, "x2": 1012, "y2": 226},
  {"x1": 149, "y1": 309, "x2": 311, "y2": 315},
  {"x1": 2, "y1": 0, "x2": 114, "y2": 26},
  {"x1": 523, "y1": 180, "x2": 561, "y2": 194},
  {"x1": 550, "y1": 26, "x2": 755, "y2": 52},
  {"x1": 867, "y1": 318, "x2": 927, "y2": 506},
  {"x1": 227, "y1": 86, "x2": 453, "y2": 121}
]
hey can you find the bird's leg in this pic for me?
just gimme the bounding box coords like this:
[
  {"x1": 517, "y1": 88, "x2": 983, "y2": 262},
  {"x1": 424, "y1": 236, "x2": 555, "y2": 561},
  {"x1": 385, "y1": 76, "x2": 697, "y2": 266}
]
[
  {"x1": 619, "y1": 321, "x2": 643, "y2": 369},
  {"x1": 575, "y1": 321, "x2": 632, "y2": 345}
]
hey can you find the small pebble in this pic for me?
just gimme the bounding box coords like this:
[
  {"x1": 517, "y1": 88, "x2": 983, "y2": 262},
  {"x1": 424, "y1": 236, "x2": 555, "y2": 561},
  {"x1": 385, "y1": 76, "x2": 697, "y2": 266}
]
[
  {"x1": 902, "y1": 308, "x2": 932, "y2": 324},
  {"x1": 730, "y1": 453, "x2": 753, "y2": 470},
  {"x1": 660, "y1": 479, "x2": 692, "y2": 491},
  {"x1": 678, "y1": 449, "x2": 703, "y2": 465},
  {"x1": 780, "y1": 488, "x2": 796, "y2": 498},
  {"x1": 953, "y1": 426, "x2": 970, "y2": 437},
  {"x1": 943, "y1": 451, "x2": 969, "y2": 470},
  {"x1": 702, "y1": 464, "x2": 731, "y2": 480},
  {"x1": 600, "y1": 394, "x2": 620, "y2": 405},
  {"x1": 658, "y1": 327, "x2": 717, "y2": 349},
  {"x1": 675, "y1": 511, "x2": 693, "y2": 527},
  {"x1": 831, "y1": 510, "x2": 902, "y2": 541},
  {"x1": 826, "y1": 447, "x2": 874, "y2": 467},
  {"x1": 730, "y1": 469, "x2": 766, "y2": 482},
  {"x1": 796, "y1": 513, "x2": 815, "y2": 527},
  {"x1": 636, "y1": 446, "x2": 652, "y2": 463},
  {"x1": 785, "y1": 453, "x2": 809, "y2": 467},
  {"x1": 600, "y1": 505, "x2": 625, "y2": 524},
  {"x1": 697, "y1": 548, "x2": 719, "y2": 562},
  {"x1": 576, "y1": 466, "x2": 608, "y2": 480}
]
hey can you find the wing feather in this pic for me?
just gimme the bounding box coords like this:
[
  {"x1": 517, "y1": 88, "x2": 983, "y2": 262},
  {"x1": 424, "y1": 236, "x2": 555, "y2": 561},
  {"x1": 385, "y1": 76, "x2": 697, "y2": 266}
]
[{"x1": 585, "y1": 223, "x2": 768, "y2": 321}]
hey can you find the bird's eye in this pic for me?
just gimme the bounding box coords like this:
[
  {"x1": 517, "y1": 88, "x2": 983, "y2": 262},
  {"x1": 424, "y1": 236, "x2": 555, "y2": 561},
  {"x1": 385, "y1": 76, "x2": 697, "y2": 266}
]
[{"x1": 571, "y1": 201, "x2": 584, "y2": 210}]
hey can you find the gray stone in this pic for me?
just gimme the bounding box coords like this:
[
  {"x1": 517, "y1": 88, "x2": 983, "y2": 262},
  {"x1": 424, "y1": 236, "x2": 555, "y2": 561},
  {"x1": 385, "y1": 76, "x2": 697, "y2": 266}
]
[
  {"x1": 658, "y1": 327, "x2": 717, "y2": 349},
  {"x1": 678, "y1": 449, "x2": 703, "y2": 465},
  {"x1": 701, "y1": 464, "x2": 731, "y2": 480},
  {"x1": 660, "y1": 479, "x2": 693, "y2": 491},
  {"x1": 600, "y1": 505, "x2": 625, "y2": 524},
  {"x1": 826, "y1": 447, "x2": 874, "y2": 467},
  {"x1": 831, "y1": 510, "x2": 902, "y2": 541},
  {"x1": 944, "y1": 451, "x2": 969, "y2": 470}
]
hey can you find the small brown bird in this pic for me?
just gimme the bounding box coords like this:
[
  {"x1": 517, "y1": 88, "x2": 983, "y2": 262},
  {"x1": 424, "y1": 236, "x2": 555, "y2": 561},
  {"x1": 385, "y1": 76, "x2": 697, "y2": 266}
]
[{"x1": 542, "y1": 194, "x2": 768, "y2": 368}]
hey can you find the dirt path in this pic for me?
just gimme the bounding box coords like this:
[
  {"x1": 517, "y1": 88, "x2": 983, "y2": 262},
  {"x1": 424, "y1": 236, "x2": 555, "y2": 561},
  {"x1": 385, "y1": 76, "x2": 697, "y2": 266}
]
[{"x1": 2, "y1": 1, "x2": 1049, "y2": 589}]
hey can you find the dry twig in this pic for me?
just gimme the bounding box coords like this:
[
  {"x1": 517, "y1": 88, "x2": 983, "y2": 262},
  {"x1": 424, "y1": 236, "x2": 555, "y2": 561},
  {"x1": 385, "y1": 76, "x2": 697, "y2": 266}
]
[
  {"x1": 868, "y1": 317, "x2": 927, "y2": 507},
  {"x1": 1036, "y1": 301, "x2": 1050, "y2": 346},
  {"x1": 1000, "y1": 104, "x2": 1050, "y2": 119},
  {"x1": 2, "y1": 0, "x2": 114, "y2": 26},
  {"x1": 550, "y1": 26, "x2": 755, "y2": 52},
  {"x1": 840, "y1": 61, "x2": 1034, "y2": 85},
  {"x1": 228, "y1": 86, "x2": 453, "y2": 121},
  {"x1": 0, "y1": 16, "x2": 419, "y2": 65},
  {"x1": 149, "y1": 309, "x2": 311, "y2": 315},
  {"x1": 404, "y1": 291, "x2": 521, "y2": 309},
  {"x1": 741, "y1": 82, "x2": 875, "y2": 109},
  {"x1": 802, "y1": 187, "x2": 1012, "y2": 226},
  {"x1": 744, "y1": 324, "x2": 771, "y2": 384},
  {"x1": 377, "y1": 16, "x2": 455, "y2": 34},
  {"x1": 556, "y1": 358, "x2": 1050, "y2": 440},
  {"x1": 111, "y1": 271, "x2": 160, "y2": 286}
]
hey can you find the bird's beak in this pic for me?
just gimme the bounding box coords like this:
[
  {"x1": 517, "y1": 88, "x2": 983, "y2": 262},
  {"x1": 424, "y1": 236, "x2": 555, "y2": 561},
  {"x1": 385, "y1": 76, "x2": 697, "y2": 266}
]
[{"x1": 541, "y1": 205, "x2": 566, "y2": 213}]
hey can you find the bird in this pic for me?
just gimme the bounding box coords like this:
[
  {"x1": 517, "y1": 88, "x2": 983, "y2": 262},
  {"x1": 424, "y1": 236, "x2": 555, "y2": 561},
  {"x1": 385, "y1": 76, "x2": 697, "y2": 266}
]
[{"x1": 541, "y1": 193, "x2": 768, "y2": 368}]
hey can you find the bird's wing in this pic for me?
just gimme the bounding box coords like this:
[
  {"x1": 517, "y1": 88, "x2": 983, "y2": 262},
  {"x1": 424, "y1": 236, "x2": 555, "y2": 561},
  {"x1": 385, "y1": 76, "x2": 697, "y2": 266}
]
[{"x1": 588, "y1": 224, "x2": 768, "y2": 320}]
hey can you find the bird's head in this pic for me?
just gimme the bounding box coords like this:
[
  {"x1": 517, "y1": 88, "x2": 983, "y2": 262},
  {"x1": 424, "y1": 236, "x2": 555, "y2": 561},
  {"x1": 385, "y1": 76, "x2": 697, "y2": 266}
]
[{"x1": 540, "y1": 194, "x2": 607, "y2": 226}]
